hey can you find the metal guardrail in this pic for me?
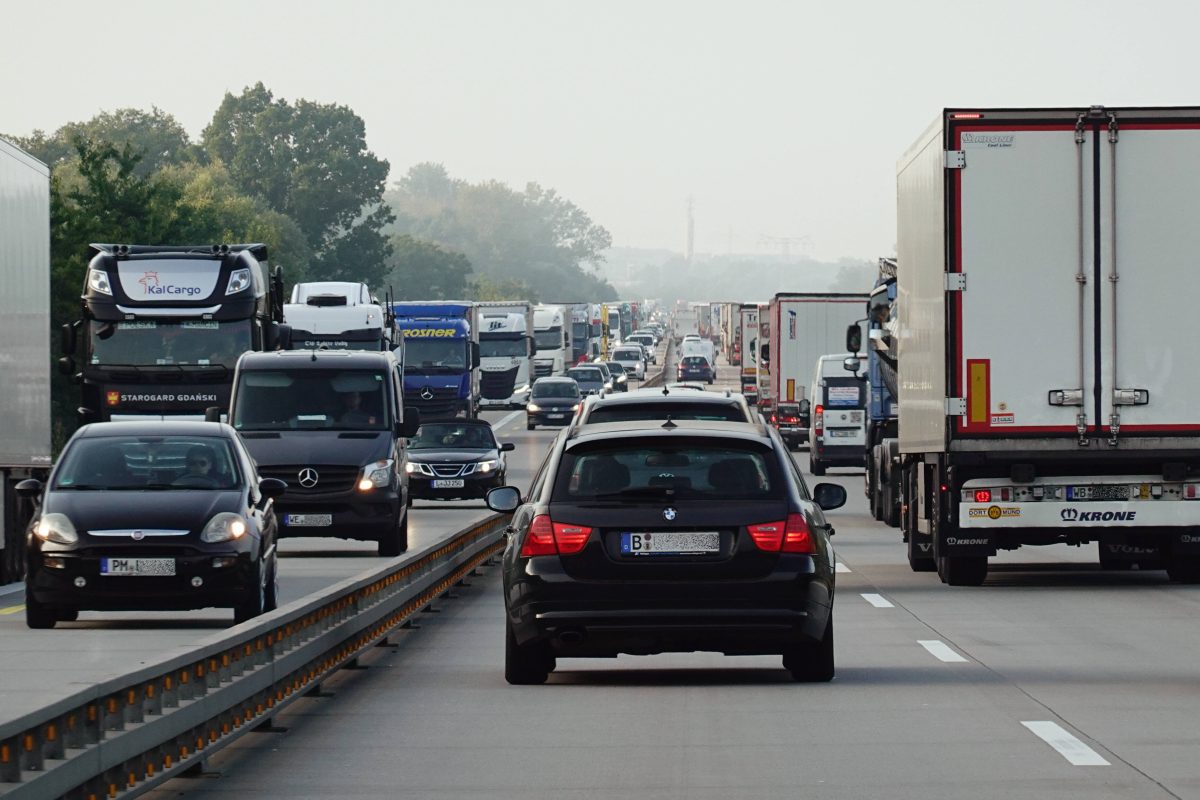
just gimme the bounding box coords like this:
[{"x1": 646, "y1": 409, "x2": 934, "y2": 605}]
[{"x1": 0, "y1": 514, "x2": 508, "y2": 800}]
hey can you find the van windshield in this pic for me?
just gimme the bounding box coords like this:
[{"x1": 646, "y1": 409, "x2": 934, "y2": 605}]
[{"x1": 233, "y1": 370, "x2": 391, "y2": 431}]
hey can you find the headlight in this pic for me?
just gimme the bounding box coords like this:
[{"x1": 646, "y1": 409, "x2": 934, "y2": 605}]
[
  {"x1": 572, "y1": 403, "x2": 581, "y2": 412},
  {"x1": 404, "y1": 461, "x2": 417, "y2": 474},
  {"x1": 359, "y1": 458, "x2": 395, "y2": 491},
  {"x1": 617, "y1": 375, "x2": 627, "y2": 383},
  {"x1": 225, "y1": 268, "x2": 252, "y2": 295},
  {"x1": 477, "y1": 459, "x2": 500, "y2": 474},
  {"x1": 527, "y1": 403, "x2": 540, "y2": 412},
  {"x1": 35, "y1": 513, "x2": 78, "y2": 545},
  {"x1": 88, "y1": 268, "x2": 112, "y2": 296},
  {"x1": 201, "y1": 512, "x2": 247, "y2": 543}
]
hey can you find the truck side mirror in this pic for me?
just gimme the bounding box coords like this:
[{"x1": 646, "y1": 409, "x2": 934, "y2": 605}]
[
  {"x1": 846, "y1": 324, "x2": 862, "y2": 353},
  {"x1": 799, "y1": 399, "x2": 811, "y2": 414},
  {"x1": 400, "y1": 407, "x2": 421, "y2": 438},
  {"x1": 528, "y1": 335, "x2": 537, "y2": 356},
  {"x1": 58, "y1": 356, "x2": 75, "y2": 376},
  {"x1": 204, "y1": 406, "x2": 223, "y2": 423},
  {"x1": 266, "y1": 322, "x2": 293, "y2": 351},
  {"x1": 60, "y1": 322, "x2": 78, "y2": 356},
  {"x1": 760, "y1": 344, "x2": 770, "y2": 362},
  {"x1": 470, "y1": 342, "x2": 480, "y2": 369}
]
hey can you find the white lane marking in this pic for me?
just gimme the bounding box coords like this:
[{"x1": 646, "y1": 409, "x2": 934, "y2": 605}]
[
  {"x1": 860, "y1": 593, "x2": 893, "y2": 608},
  {"x1": 490, "y1": 410, "x2": 524, "y2": 431},
  {"x1": 918, "y1": 639, "x2": 969, "y2": 663},
  {"x1": 835, "y1": 562, "x2": 851, "y2": 573},
  {"x1": 1021, "y1": 721, "x2": 1110, "y2": 766}
]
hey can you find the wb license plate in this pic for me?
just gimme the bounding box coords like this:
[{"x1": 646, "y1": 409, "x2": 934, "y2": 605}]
[
  {"x1": 100, "y1": 557, "x2": 175, "y2": 577},
  {"x1": 621, "y1": 531, "x2": 720, "y2": 556},
  {"x1": 432, "y1": 479, "x2": 465, "y2": 488},
  {"x1": 1067, "y1": 485, "x2": 1130, "y2": 501},
  {"x1": 285, "y1": 514, "x2": 332, "y2": 527}
]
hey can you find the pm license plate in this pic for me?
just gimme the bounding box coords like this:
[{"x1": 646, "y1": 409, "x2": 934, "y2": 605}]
[
  {"x1": 285, "y1": 514, "x2": 332, "y2": 527},
  {"x1": 432, "y1": 479, "x2": 465, "y2": 488},
  {"x1": 100, "y1": 557, "x2": 175, "y2": 577},
  {"x1": 621, "y1": 531, "x2": 720, "y2": 555}
]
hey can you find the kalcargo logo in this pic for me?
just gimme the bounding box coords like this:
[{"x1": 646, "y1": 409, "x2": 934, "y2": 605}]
[
  {"x1": 137, "y1": 271, "x2": 202, "y2": 297},
  {"x1": 402, "y1": 328, "x2": 458, "y2": 338},
  {"x1": 1061, "y1": 508, "x2": 1137, "y2": 522}
]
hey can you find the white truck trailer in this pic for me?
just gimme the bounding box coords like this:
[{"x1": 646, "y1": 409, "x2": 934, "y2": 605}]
[
  {"x1": 0, "y1": 138, "x2": 51, "y2": 584},
  {"x1": 739, "y1": 304, "x2": 761, "y2": 401},
  {"x1": 476, "y1": 302, "x2": 535, "y2": 407},
  {"x1": 533, "y1": 304, "x2": 570, "y2": 378},
  {"x1": 896, "y1": 105, "x2": 1200, "y2": 586}
]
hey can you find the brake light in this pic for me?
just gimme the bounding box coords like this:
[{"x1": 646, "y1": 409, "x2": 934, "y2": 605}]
[
  {"x1": 974, "y1": 489, "x2": 992, "y2": 503},
  {"x1": 814, "y1": 405, "x2": 824, "y2": 435},
  {"x1": 782, "y1": 513, "x2": 815, "y2": 554},
  {"x1": 781, "y1": 416, "x2": 799, "y2": 424},
  {"x1": 747, "y1": 520, "x2": 785, "y2": 551},
  {"x1": 520, "y1": 514, "x2": 557, "y2": 557},
  {"x1": 553, "y1": 521, "x2": 592, "y2": 554}
]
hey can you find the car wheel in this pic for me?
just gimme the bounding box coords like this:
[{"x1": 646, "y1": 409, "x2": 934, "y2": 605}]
[
  {"x1": 25, "y1": 590, "x2": 57, "y2": 629},
  {"x1": 406, "y1": 491, "x2": 414, "y2": 508},
  {"x1": 263, "y1": 552, "x2": 279, "y2": 613},
  {"x1": 234, "y1": 558, "x2": 267, "y2": 624},
  {"x1": 505, "y1": 623, "x2": 551, "y2": 685},
  {"x1": 379, "y1": 509, "x2": 409, "y2": 557},
  {"x1": 809, "y1": 456, "x2": 826, "y2": 476},
  {"x1": 784, "y1": 614, "x2": 834, "y2": 682}
]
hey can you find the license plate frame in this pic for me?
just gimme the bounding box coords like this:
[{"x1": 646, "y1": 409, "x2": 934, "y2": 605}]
[
  {"x1": 826, "y1": 429, "x2": 858, "y2": 439},
  {"x1": 620, "y1": 531, "x2": 720, "y2": 556},
  {"x1": 100, "y1": 557, "x2": 176, "y2": 577},
  {"x1": 432, "y1": 479, "x2": 466, "y2": 489},
  {"x1": 285, "y1": 513, "x2": 333, "y2": 527}
]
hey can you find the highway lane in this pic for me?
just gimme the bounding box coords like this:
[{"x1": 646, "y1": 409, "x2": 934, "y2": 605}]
[{"x1": 139, "y1": 347, "x2": 1200, "y2": 799}]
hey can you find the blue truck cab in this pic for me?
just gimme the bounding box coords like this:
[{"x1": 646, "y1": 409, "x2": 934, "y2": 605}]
[{"x1": 391, "y1": 302, "x2": 480, "y2": 420}]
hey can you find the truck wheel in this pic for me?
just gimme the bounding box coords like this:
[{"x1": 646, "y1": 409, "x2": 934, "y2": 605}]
[
  {"x1": 1166, "y1": 555, "x2": 1200, "y2": 584},
  {"x1": 25, "y1": 591, "x2": 57, "y2": 629},
  {"x1": 378, "y1": 510, "x2": 409, "y2": 557},
  {"x1": 1098, "y1": 547, "x2": 1132, "y2": 571},
  {"x1": 783, "y1": 613, "x2": 834, "y2": 683},
  {"x1": 809, "y1": 456, "x2": 825, "y2": 476},
  {"x1": 866, "y1": 453, "x2": 879, "y2": 517},
  {"x1": 505, "y1": 623, "x2": 551, "y2": 685},
  {"x1": 939, "y1": 556, "x2": 988, "y2": 586}
]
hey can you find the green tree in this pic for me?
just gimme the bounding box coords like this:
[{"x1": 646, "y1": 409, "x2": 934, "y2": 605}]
[
  {"x1": 7, "y1": 107, "x2": 196, "y2": 177},
  {"x1": 469, "y1": 274, "x2": 539, "y2": 303},
  {"x1": 201, "y1": 83, "x2": 393, "y2": 284},
  {"x1": 383, "y1": 235, "x2": 472, "y2": 300}
]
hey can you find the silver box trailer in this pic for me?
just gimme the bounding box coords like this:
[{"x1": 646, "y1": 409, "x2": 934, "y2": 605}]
[
  {"x1": 0, "y1": 138, "x2": 51, "y2": 583},
  {"x1": 897, "y1": 106, "x2": 1200, "y2": 585}
]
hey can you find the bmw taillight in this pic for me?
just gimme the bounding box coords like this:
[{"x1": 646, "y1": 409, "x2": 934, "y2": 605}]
[
  {"x1": 553, "y1": 521, "x2": 592, "y2": 554},
  {"x1": 747, "y1": 520, "x2": 785, "y2": 551},
  {"x1": 783, "y1": 513, "x2": 815, "y2": 553},
  {"x1": 520, "y1": 514, "x2": 558, "y2": 557},
  {"x1": 813, "y1": 405, "x2": 824, "y2": 436}
]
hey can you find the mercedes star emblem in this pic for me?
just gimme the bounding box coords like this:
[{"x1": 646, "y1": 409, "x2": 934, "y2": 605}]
[
  {"x1": 298, "y1": 468, "x2": 320, "y2": 488},
  {"x1": 420, "y1": 387, "x2": 435, "y2": 400},
  {"x1": 662, "y1": 507, "x2": 677, "y2": 521}
]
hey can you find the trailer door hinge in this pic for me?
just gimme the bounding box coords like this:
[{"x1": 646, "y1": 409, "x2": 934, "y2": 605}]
[
  {"x1": 1048, "y1": 389, "x2": 1084, "y2": 407},
  {"x1": 944, "y1": 150, "x2": 966, "y2": 169},
  {"x1": 1112, "y1": 388, "x2": 1149, "y2": 406},
  {"x1": 944, "y1": 273, "x2": 967, "y2": 292},
  {"x1": 945, "y1": 397, "x2": 967, "y2": 416}
]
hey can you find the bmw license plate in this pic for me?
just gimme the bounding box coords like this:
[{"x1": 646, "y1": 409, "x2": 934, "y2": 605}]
[
  {"x1": 100, "y1": 557, "x2": 175, "y2": 577},
  {"x1": 432, "y1": 479, "x2": 465, "y2": 488},
  {"x1": 285, "y1": 514, "x2": 332, "y2": 527},
  {"x1": 621, "y1": 531, "x2": 719, "y2": 556}
]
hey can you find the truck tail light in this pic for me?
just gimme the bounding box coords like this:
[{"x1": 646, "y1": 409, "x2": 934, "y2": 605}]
[
  {"x1": 747, "y1": 520, "x2": 784, "y2": 551},
  {"x1": 783, "y1": 514, "x2": 815, "y2": 554},
  {"x1": 813, "y1": 405, "x2": 824, "y2": 436},
  {"x1": 520, "y1": 515, "x2": 557, "y2": 557},
  {"x1": 974, "y1": 489, "x2": 992, "y2": 503},
  {"x1": 552, "y1": 521, "x2": 592, "y2": 554}
]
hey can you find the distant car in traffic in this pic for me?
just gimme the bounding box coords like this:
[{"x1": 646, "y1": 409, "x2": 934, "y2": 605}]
[
  {"x1": 19, "y1": 421, "x2": 287, "y2": 628},
  {"x1": 602, "y1": 361, "x2": 630, "y2": 392},
  {"x1": 575, "y1": 386, "x2": 754, "y2": 427},
  {"x1": 677, "y1": 354, "x2": 716, "y2": 384},
  {"x1": 610, "y1": 346, "x2": 646, "y2": 380},
  {"x1": 527, "y1": 377, "x2": 582, "y2": 430},
  {"x1": 626, "y1": 333, "x2": 657, "y2": 362},
  {"x1": 406, "y1": 420, "x2": 514, "y2": 503},
  {"x1": 487, "y1": 417, "x2": 846, "y2": 684},
  {"x1": 567, "y1": 365, "x2": 611, "y2": 396}
]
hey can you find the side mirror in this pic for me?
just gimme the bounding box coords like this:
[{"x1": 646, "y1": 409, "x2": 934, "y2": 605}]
[
  {"x1": 258, "y1": 477, "x2": 288, "y2": 500},
  {"x1": 813, "y1": 483, "x2": 847, "y2": 511},
  {"x1": 58, "y1": 356, "x2": 76, "y2": 376},
  {"x1": 15, "y1": 479, "x2": 43, "y2": 499},
  {"x1": 528, "y1": 335, "x2": 537, "y2": 356},
  {"x1": 77, "y1": 406, "x2": 100, "y2": 426},
  {"x1": 470, "y1": 342, "x2": 481, "y2": 369},
  {"x1": 486, "y1": 486, "x2": 521, "y2": 513},
  {"x1": 204, "y1": 406, "x2": 223, "y2": 423},
  {"x1": 400, "y1": 407, "x2": 421, "y2": 438},
  {"x1": 843, "y1": 356, "x2": 862, "y2": 374},
  {"x1": 846, "y1": 323, "x2": 862, "y2": 353},
  {"x1": 60, "y1": 322, "x2": 78, "y2": 356},
  {"x1": 760, "y1": 343, "x2": 770, "y2": 362},
  {"x1": 799, "y1": 399, "x2": 811, "y2": 414},
  {"x1": 500, "y1": 442, "x2": 515, "y2": 452}
]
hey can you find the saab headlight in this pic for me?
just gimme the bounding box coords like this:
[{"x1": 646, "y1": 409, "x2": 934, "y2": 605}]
[
  {"x1": 88, "y1": 268, "x2": 113, "y2": 296},
  {"x1": 477, "y1": 459, "x2": 500, "y2": 474},
  {"x1": 359, "y1": 458, "x2": 395, "y2": 491},
  {"x1": 225, "y1": 268, "x2": 252, "y2": 295},
  {"x1": 201, "y1": 512, "x2": 247, "y2": 543},
  {"x1": 35, "y1": 513, "x2": 79, "y2": 545},
  {"x1": 527, "y1": 403, "x2": 541, "y2": 412}
]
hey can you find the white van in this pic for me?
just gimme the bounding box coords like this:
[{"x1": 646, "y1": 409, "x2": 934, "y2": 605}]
[
  {"x1": 807, "y1": 353, "x2": 867, "y2": 475},
  {"x1": 610, "y1": 345, "x2": 646, "y2": 380}
]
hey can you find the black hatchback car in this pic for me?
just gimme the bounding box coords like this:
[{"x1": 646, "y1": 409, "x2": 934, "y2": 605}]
[
  {"x1": 18, "y1": 422, "x2": 286, "y2": 628},
  {"x1": 526, "y1": 377, "x2": 582, "y2": 430},
  {"x1": 487, "y1": 419, "x2": 846, "y2": 684},
  {"x1": 406, "y1": 420, "x2": 514, "y2": 503}
]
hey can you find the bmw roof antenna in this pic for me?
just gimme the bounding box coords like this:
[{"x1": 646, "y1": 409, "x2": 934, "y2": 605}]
[{"x1": 662, "y1": 415, "x2": 677, "y2": 429}]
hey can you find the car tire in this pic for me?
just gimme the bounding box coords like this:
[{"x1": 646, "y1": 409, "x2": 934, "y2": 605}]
[
  {"x1": 527, "y1": 422, "x2": 536, "y2": 431},
  {"x1": 379, "y1": 510, "x2": 409, "y2": 557},
  {"x1": 263, "y1": 552, "x2": 279, "y2": 613},
  {"x1": 505, "y1": 623, "x2": 551, "y2": 685},
  {"x1": 784, "y1": 614, "x2": 834, "y2": 682},
  {"x1": 939, "y1": 555, "x2": 988, "y2": 586},
  {"x1": 1166, "y1": 555, "x2": 1200, "y2": 583},
  {"x1": 59, "y1": 609, "x2": 79, "y2": 622},
  {"x1": 406, "y1": 491, "x2": 414, "y2": 508},
  {"x1": 25, "y1": 591, "x2": 57, "y2": 629},
  {"x1": 234, "y1": 559, "x2": 267, "y2": 624},
  {"x1": 809, "y1": 457, "x2": 826, "y2": 476}
]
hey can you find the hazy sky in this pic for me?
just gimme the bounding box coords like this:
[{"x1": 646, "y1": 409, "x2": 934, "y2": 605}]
[{"x1": 3, "y1": 0, "x2": 1194, "y2": 260}]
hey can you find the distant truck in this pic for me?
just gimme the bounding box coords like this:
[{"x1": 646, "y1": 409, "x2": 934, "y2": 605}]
[
  {"x1": 0, "y1": 138, "x2": 51, "y2": 584},
  {"x1": 561, "y1": 302, "x2": 600, "y2": 364},
  {"x1": 476, "y1": 301, "x2": 535, "y2": 408},
  {"x1": 65, "y1": 243, "x2": 286, "y2": 423},
  {"x1": 284, "y1": 281, "x2": 397, "y2": 351},
  {"x1": 533, "y1": 304, "x2": 570, "y2": 378},
  {"x1": 392, "y1": 302, "x2": 480, "y2": 419},
  {"x1": 738, "y1": 304, "x2": 760, "y2": 402},
  {"x1": 852, "y1": 258, "x2": 901, "y2": 526},
  {"x1": 892, "y1": 105, "x2": 1200, "y2": 586}
]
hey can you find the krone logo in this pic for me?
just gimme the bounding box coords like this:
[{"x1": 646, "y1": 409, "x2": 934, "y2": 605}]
[
  {"x1": 298, "y1": 468, "x2": 319, "y2": 488},
  {"x1": 1061, "y1": 508, "x2": 1079, "y2": 522}
]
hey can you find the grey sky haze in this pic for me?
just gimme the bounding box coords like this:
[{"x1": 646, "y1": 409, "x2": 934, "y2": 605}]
[{"x1": 3, "y1": 0, "x2": 1193, "y2": 261}]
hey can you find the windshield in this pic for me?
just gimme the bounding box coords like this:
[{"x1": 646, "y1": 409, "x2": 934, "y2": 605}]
[
  {"x1": 586, "y1": 403, "x2": 746, "y2": 424},
  {"x1": 409, "y1": 423, "x2": 496, "y2": 450},
  {"x1": 532, "y1": 382, "x2": 580, "y2": 399},
  {"x1": 613, "y1": 349, "x2": 641, "y2": 361},
  {"x1": 480, "y1": 338, "x2": 527, "y2": 358},
  {"x1": 233, "y1": 369, "x2": 391, "y2": 431},
  {"x1": 605, "y1": 362, "x2": 626, "y2": 376},
  {"x1": 55, "y1": 435, "x2": 241, "y2": 491},
  {"x1": 402, "y1": 338, "x2": 469, "y2": 373},
  {"x1": 571, "y1": 322, "x2": 589, "y2": 343},
  {"x1": 568, "y1": 368, "x2": 603, "y2": 384},
  {"x1": 88, "y1": 319, "x2": 251, "y2": 368},
  {"x1": 555, "y1": 443, "x2": 775, "y2": 501},
  {"x1": 534, "y1": 327, "x2": 563, "y2": 350}
]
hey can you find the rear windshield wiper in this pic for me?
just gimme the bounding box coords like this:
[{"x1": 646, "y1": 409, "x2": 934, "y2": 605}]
[{"x1": 587, "y1": 486, "x2": 683, "y2": 500}]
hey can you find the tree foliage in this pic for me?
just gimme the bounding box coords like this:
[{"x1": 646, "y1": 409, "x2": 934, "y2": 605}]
[
  {"x1": 383, "y1": 235, "x2": 473, "y2": 300},
  {"x1": 8, "y1": 107, "x2": 196, "y2": 177}
]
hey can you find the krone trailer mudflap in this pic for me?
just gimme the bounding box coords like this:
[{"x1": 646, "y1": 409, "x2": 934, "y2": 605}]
[{"x1": 897, "y1": 106, "x2": 1200, "y2": 585}]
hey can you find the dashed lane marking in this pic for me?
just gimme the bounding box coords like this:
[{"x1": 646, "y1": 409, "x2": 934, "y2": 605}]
[
  {"x1": 1021, "y1": 721, "x2": 1110, "y2": 766},
  {"x1": 0, "y1": 604, "x2": 25, "y2": 616},
  {"x1": 860, "y1": 593, "x2": 894, "y2": 608},
  {"x1": 835, "y1": 562, "x2": 851, "y2": 573},
  {"x1": 918, "y1": 639, "x2": 969, "y2": 663}
]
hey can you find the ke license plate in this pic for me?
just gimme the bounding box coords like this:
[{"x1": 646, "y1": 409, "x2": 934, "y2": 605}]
[
  {"x1": 100, "y1": 557, "x2": 175, "y2": 577},
  {"x1": 621, "y1": 531, "x2": 720, "y2": 556},
  {"x1": 285, "y1": 514, "x2": 332, "y2": 527},
  {"x1": 1067, "y1": 485, "x2": 1129, "y2": 501},
  {"x1": 432, "y1": 479, "x2": 465, "y2": 488}
]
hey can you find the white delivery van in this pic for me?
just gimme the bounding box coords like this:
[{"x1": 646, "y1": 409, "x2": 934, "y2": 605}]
[{"x1": 808, "y1": 353, "x2": 867, "y2": 475}]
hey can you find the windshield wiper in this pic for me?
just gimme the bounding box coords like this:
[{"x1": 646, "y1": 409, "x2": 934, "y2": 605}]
[
  {"x1": 55, "y1": 484, "x2": 106, "y2": 491},
  {"x1": 142, "y1": 483, "x2": 180, "y2": 490}
]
